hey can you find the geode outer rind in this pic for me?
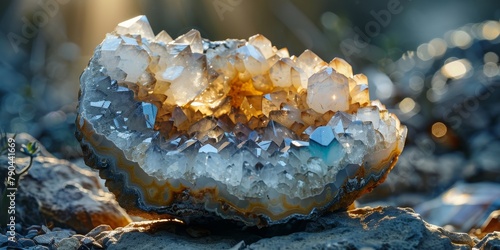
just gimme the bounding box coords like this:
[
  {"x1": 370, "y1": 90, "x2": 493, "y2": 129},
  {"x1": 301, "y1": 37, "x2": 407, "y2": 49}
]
[{"x1": 76, "y1": 16, "x2": 407, "y2": 227}]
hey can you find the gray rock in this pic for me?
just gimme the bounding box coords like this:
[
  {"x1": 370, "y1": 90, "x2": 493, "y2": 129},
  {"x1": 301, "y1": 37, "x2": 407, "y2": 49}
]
[
  {"x1": 55, "y1": 237, "x2": 80, "y2": 250},
  {"x1": 0, "y1": 150, "x2": 131, "y2": 233},
  {"x1": 70, "y1": 234, "x2": 85, "y2": 241},
  {"x1": 0, "y1": 235, "x2": 8, "y2": 245},
  {"x1": 85, "y1": 224, "x2": 113, "y2": 238},
  {"x1": 107, "y1": 231, "x2": 239, "y2": 250},
  {"x1": 41, "y1": 225, "x2": 51, "y2": 234},
  {"x1": 248, "y1": 207, "x2": 475, "y2": 250},
  {"x1": 230, "y1": 241, "x2": 246, "y2": 250},
  {"x1": 33, "y1": 234, "x2": 55, "y2": 245},
  {"x1": 92, "y1": 206, "x2": 476, "y2": 250},
  {"x1": 19, "y1": 238, "x2": 36, "y2": 247},
  {"x1": 25, "y1": 229, "x2": 39, "y2": 239},
  {"x1": 81, "y1": 236, "x2": 103, "y2": 248},
  {"x1": 33, "y1": 230, "x2": 74, "y2": 245},
  {"x1": 474, "y1": 232, "x2": 500, "y2": 250}
]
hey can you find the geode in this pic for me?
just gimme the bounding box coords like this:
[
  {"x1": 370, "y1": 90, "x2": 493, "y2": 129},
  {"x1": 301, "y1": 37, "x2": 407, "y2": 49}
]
[{"x1": 76, "y1": 16, "x2": 407, "y2": 227}]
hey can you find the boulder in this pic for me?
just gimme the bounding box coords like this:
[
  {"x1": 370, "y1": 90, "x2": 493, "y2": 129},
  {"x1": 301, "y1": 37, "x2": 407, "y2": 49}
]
[{"x1": 0, "y1": 133, "x2": 131, "y2": 233}]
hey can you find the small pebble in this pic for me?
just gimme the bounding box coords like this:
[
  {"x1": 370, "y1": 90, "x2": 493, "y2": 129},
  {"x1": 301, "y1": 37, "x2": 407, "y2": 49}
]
[
  {"x1": 81, "y1": 237, "x2": 94, "y2": 245},
  {"x1": 27, "y1": 225, "x2": 41, "y2": 231},
  {"x1": 28, "y1": 229, "x2": 39, "y2": 235},
  {"x1": 0, "y1": 235, "x2": 8, "y2": 245},
  {"x1": 81, "y1": 236, "x2": 103, "y2": 249},
  {"x1": 71, "y1": 234, "x2": 85, "y2": 241},
  {"x1": 41, "y1": 225, "x2": 51, "y2": 233},
  {"x1": 34, "y1": 234, "x2": 54, "y2": 245},
  {"x1": 56, "y1": 237, "x2": 80, "y2": 250},
  {"x1": 93, "y1": 231, "x2": 111, "y2": 245},
  {"x1": 230, "y1": 240, "x2": 246, "y2": 250},
  {"x1": 85, "y1": 225, "x2": 112, "y2": 238},
  {"x1": 25, "y1": 229, "x2": 39, "y2": 239},
  {"x1": 19, "y1": 238, "x2": 36, "y2": 247}
]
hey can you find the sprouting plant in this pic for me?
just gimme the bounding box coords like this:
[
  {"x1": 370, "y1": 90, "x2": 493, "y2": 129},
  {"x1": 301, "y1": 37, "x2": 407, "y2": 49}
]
[
  {"x1": 18, "y1": 142, "x2": 40, "y2": 176},
  {"x1": 0, "y1": 132, "x2": 40, "y2": 228}
]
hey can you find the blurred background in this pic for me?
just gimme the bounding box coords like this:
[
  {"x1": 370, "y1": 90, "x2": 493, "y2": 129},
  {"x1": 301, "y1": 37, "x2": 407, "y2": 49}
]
[{"x1": 1, "y1": 0, "x2": 500, "y2": 233}]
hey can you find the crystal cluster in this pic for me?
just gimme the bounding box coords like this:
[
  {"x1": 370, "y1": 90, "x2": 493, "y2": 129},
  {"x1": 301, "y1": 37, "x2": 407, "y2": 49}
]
[{"x1": 76, "y1": 16, "x2": 407, "y2": 226}]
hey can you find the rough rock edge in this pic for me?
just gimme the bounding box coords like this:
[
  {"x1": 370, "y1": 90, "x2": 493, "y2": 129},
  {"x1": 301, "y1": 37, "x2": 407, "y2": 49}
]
[
  {"x1": 0, "y1": 134, "x2": 132, "y2": 233},
  {"x1": 82, "y1": 206, "x2": 481, "y2": 250}
]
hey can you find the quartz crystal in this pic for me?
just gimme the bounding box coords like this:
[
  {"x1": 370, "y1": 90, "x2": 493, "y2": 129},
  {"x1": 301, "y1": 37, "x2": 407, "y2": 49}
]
[{"x1": 76, "y1": 16, "x2": 407, "y2": 227}]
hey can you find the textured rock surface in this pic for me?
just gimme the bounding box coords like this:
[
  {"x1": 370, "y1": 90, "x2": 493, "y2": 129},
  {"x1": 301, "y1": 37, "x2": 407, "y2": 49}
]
[
  {"x1": 76, "y1": 15, "x2": 407, "y2": 227},
  {"x1": 0, "y1": 134, "x2": 131, "y2": 233},
  {"x1": 474, "y1": 232, "x2": 500, "y2": 250},
  {"x1": 87, "y1": 207, "x2": 477, "y2": 250}
]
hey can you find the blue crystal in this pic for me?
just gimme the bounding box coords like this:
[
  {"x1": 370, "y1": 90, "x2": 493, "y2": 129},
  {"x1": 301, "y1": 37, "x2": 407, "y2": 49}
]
[
  {"x1": 141, "y1": 102, "x2": 157, "y2": 128},
  {"x1": 308, "y1": 137, "x2": 345, "y2": 165},
  {"x1": 309, "y1": 126, "x2": 334, "y2": 146}
]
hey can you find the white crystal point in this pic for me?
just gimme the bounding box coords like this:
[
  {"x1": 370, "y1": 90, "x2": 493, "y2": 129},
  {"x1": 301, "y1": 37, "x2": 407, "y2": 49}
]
[
  {"x1": 353, "y1": 73, "x2": 368, "y2": 85},
  {"x1": 248, "y1": 34, "x2": 274, "y2": 59},
  {"x1": 297, "y1": 50, "x2": 327, "y2": 77},
  {"x1": 115, "y1": 15, "x2": 155, "y2": 39},
  {"x1": 235, "y1": 45, "x2": 266, "y2": 76},
  {"x1": 163, "y1": 51, "x2": 209, "y2": 106},
  {"x1": 290, "y1": 66, "x2": 308, "y2": 90},
  {"x1": 328, "y1": 111, "x2": 354, "y2": 134},
  {"x1": 276, "y1": 48, "x2": 290, "y2": 58},
  {"x1": 329, "y1": 57, "x2": 353, "y2": 78},
  {"x1": 117, "y1": 45, "x2": 150, "y2": 82},
  {"x1": 307, "y1": 67, "x2": 350, "y2": 113},
  {"x1": 269, "y1": 59, "x2": 293, "y2": 87},
  {"x1": 173, "y1": 29, "x2": 203, "y2": 54},
  {"x1": 155, "y1": 30, "x2": 173, "y2": 44},
  {"x1": 356, "y1": 106, "x2": 381, "y2": 129}
]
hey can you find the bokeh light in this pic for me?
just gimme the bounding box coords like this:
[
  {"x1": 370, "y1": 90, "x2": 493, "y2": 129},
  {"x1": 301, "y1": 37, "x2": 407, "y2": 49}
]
[
  {"x1": 431, "y1": 122, "x2": 448, "y2": 138},
  {"x1": 441, "y1": 59, "x2": 471, "y2": 79}
]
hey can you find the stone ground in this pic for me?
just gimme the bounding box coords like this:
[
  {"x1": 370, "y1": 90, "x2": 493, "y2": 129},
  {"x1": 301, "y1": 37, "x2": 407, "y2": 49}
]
[{"x1": 1, "y1": 206, "x2": 488, "y2": 250}]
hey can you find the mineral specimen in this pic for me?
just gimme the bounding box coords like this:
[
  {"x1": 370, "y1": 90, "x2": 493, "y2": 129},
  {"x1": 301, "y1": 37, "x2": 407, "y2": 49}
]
[{"x1": 76, "y1": 15, "x2": 407, "y2": 227}]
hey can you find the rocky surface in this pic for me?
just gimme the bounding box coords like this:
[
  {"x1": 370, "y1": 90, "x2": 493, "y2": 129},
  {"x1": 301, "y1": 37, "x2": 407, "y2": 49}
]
[
  {"x1": 246, "y1": 207, "x2": 476, "y2": 250},
  {"x1": 0, "y1": 134, "x2": 131, "y2": 234},
  {"x1": 475, "y1": 232, "x2": 500, "y2": 250},
  {"x1": 41, "y1": 206, "x2": 478, "y2": 250}
]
